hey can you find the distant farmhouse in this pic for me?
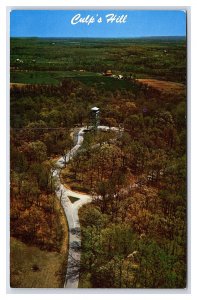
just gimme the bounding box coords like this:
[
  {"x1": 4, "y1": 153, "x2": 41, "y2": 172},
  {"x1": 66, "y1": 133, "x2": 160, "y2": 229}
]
[
  {"x1": 104, "y1": 70, "x2": 113, "y2": 76},
  {"x1": 15, "y1": 58, "x2": 24, "y2": 64},
  {"x1": 103, "y1": 70, "x2": 125, "y2": 80}
]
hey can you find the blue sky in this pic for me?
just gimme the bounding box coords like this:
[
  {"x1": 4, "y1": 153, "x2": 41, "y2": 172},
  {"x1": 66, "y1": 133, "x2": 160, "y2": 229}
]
[{"x1": 10, "y1": 10, "x2": 186, "y2": 38}]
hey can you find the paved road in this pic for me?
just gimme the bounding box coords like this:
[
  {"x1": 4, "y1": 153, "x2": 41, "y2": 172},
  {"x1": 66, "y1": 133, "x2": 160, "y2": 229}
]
[{"x1": 52, "y1": 126, "x2": 122, "y2": 288}]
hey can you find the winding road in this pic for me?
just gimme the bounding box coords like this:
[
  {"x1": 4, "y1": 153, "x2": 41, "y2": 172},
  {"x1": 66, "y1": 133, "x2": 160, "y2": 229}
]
[{"x1": 52, "y1": 126, "x2": 121, "y2": 288}]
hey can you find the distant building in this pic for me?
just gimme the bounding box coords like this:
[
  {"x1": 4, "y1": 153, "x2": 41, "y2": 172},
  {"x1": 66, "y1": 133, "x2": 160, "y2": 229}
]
[
  {"x1": 15, "y1": 58, "x2": 24, "y2": 63},
  {"x1": 104, "y1": 70, "x2": 112, "y2": 76}
]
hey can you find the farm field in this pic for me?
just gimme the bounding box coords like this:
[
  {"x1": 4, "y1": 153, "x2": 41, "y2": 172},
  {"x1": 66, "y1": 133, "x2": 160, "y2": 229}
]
[
  {"x1": 137, "y1": 78, "x2": 185, "y2": 94},
  {"x1": 10, "y1": 37, "x2": 186, "y2": 84},
  {"x1": 10, "y1": 70, "x2": 100, "y2": 85}
]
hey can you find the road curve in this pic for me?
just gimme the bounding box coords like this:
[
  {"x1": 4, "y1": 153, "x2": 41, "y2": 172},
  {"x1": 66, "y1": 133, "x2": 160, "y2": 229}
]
[{"x1": 52, "y1": 126, "x2": 122, "y2": 288}]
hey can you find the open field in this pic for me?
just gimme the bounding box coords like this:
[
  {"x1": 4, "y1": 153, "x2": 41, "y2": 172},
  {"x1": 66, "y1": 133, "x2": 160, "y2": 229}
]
[
  {"x1": 137, "y1": 78, "x2": 185, "y2": 94},
  {"x1": 10, "y1": 237, "x2": 66, "y2": 288},
  {"x1": 10, "y1": 70, "x2": 100, "y2": 86},
  {"x1": 10, "y1": 37, "x2": 186, "y2": 83},
  {"x1": 10, "y1": 70, "x2": 133, "y2": 91}
]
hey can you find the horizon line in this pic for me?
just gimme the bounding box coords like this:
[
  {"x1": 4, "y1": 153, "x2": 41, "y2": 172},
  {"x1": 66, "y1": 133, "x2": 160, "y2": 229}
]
[{"x1": 10, "y1": 35, "x2": 186, "y2": 39}]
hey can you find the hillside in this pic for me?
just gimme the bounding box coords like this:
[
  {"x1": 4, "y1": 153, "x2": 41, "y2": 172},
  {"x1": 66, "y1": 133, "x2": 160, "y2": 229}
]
[{"x1": 10, "y1": 37, "x2": 187, "y2": 288}]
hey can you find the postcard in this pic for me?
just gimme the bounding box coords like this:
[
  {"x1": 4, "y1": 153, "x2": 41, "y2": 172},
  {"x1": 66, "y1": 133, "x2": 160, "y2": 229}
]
[{"x1": 9, "y1": 9, "x2": 187, "y2": 289}]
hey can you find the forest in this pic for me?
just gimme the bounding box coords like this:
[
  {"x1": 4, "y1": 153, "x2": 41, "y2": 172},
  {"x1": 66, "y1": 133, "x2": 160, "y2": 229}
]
[{"x1": 10, "y1": 37, "x2": 187, "y2": 288}]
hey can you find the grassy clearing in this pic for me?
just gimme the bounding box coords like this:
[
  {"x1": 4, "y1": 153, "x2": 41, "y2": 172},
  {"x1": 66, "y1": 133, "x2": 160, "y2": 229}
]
[
  {"x1": 10, "y1": 237, "x2": 66, "y2": 288},
  {"x1": 68, "y1": 196, "x2": 79, "y2": 203},
  {"x1": 74, "y1": 75, "x2": 133, "y2": 91},
  {"x1": 10, "y1": 70, "x2": 133, "y2": 91},
  {"x1": 10, "y1": 71, "x2": 63, "y2": 85},
  {"x1": 10, "y1": 195, "x2": 69, "y2": 288},
  {"x1": 10, "y1": 70, "x2": 100, "y2": 85}
]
